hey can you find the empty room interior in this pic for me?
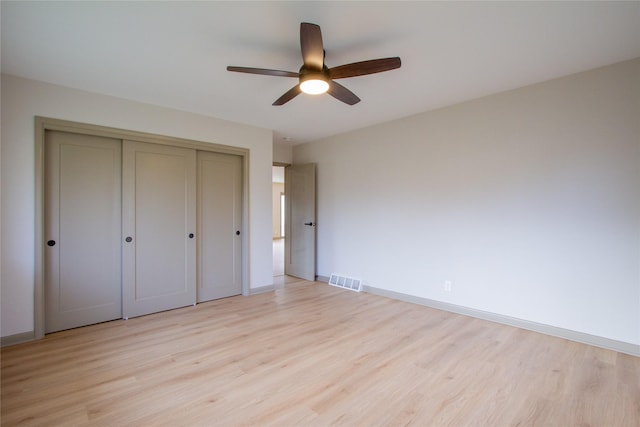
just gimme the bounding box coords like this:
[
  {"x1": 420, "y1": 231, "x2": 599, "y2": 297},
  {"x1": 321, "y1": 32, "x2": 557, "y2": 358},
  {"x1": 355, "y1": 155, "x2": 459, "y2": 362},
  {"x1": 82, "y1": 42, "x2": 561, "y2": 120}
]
[{"x1": 1, "y1": 1, "x2": 639, "y2": 426}]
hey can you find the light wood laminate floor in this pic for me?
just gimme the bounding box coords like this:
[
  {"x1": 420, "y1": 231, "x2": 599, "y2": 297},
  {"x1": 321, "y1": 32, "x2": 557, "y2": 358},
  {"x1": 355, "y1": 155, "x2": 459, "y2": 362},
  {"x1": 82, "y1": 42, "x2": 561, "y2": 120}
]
[{"x1": 2, "y1": 279, "x2": 639, "y2": 426}]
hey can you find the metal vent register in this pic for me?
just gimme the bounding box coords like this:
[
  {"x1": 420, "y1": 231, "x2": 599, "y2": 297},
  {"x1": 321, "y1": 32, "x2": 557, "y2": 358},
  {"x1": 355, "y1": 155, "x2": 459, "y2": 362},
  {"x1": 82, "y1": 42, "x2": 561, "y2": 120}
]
[{"x1": 328, "y1": 274, "x2": 362, "y2": 292}]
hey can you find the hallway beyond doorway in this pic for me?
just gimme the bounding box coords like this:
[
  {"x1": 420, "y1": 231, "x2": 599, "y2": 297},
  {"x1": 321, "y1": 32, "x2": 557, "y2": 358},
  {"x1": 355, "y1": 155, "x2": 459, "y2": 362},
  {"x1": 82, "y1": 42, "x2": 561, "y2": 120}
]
[{"x1": 273, "y1": 238, "x2": 284, "y2": 277}]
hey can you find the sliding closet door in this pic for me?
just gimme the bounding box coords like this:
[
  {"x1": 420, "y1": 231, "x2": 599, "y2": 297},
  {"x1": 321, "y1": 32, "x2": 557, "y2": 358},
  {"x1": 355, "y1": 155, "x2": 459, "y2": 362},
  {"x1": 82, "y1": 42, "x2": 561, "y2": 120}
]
[
  {"x1": 44, "y1": 131, "x2": 122, "y2": 333},
  {"x1": 122, "y1": 140, "x2": 196, "y2": 318},
  {"x1": 197, "y1": 151, "x2": 243, "y2": 302}
]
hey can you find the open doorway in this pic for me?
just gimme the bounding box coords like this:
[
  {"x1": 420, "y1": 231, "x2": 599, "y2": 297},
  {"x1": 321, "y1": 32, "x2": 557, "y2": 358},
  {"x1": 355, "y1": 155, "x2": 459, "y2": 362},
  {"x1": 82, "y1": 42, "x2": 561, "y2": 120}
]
[{"x1": 272, "y1": 165, "x2": 285, "y2": 277}]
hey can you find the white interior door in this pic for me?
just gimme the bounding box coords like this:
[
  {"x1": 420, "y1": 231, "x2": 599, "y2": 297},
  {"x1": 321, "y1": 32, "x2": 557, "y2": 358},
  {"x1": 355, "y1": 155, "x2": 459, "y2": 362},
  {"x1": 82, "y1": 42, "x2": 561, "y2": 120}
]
[
  {"x1": 122, "y1": 140, "x2": 196, "y2": 318},
  {"x1": 285, "y1": 163, "x2": 316, "y2": 281},
  {"x1": 45, "y1": 131, "x2": 122, "y2": 333},
  {"x1": 197, "y1": 151, "x2": 243, "y2": 302}
]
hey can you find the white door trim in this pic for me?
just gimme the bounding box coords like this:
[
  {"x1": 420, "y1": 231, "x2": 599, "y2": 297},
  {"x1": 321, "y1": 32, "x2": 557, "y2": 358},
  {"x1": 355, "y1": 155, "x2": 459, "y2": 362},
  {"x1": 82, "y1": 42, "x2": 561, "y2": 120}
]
[{"x1": 34, "y1": 117, "x2": 250, "y2": 339}]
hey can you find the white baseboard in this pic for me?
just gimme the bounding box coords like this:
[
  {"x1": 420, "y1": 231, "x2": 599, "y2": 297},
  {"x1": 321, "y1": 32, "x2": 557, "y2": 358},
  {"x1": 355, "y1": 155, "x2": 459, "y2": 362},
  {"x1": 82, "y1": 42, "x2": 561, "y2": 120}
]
[
  {"x1": 316, "y1": 275, "x2": 330, "y2": 283},
  {"x1": 1, "y1": 331, "x2": 35, "y2": 347},
  {"x1": 362, "y1": 285, "x2": 639, "y2": 357},
  {"x1": 249, "y1": 284, "x2": 275, "y2": 295}
]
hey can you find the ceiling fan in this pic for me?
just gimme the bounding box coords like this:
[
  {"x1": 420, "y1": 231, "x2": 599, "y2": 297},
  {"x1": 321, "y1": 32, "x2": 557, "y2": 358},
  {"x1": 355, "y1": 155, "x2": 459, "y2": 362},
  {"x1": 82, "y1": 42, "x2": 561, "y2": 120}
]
[{"x1": 226, "y1": 22, "x2": 401, "y2": 106}]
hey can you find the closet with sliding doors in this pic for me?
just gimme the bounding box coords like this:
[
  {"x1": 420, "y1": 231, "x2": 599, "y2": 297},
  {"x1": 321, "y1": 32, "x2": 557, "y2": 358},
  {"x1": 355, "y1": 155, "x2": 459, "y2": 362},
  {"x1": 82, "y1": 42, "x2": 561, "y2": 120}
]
[{"x1": 42, "y1": 123, "x2": 244, "y2": 333}]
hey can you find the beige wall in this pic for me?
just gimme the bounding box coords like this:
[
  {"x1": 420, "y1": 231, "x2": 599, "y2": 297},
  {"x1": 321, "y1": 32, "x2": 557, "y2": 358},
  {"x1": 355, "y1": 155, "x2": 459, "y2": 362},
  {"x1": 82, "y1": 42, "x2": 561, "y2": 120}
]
[
  {"x1": 1, "y1": 74, "x2": 274, "y2": 338},
  {"x1": 294, "y1": 58, "x2": 640, "y2": 347},
  {"x1": 273, "y1": 141, "x2": 293, "y2": 164}
]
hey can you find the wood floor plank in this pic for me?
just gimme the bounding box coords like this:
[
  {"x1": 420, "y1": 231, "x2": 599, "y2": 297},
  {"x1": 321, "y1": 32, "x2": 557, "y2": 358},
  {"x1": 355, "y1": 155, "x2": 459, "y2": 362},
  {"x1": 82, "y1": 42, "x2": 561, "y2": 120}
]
[{"x1": 2, "y1": 279, "x2": 638, "y2": 426}]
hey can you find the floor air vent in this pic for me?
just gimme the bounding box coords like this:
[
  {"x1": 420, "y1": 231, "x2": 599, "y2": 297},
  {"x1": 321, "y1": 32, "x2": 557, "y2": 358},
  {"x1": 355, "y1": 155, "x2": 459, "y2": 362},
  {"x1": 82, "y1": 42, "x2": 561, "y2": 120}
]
[{"x1": 328, "y1": 274, "x2": 362, "y2": 292}]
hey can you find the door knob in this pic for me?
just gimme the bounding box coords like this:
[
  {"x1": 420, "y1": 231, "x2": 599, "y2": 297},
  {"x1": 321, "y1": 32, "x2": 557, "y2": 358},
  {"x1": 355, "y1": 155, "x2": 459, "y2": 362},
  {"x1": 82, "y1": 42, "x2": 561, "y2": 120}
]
[
  {"x1": 125, "y1": 236, "x2": 133, "y2": 243},
  {"x1": 304, "y1": 222, "x2": 315, "y2": 226},
  {"x1": 235, "y1": 230, "x2": 241, "y2": 236},
  {"x1": 47, "y1": 240, "x2": 56, "y2": 247},
  {"x1": 189, "y1": 233, "x2": 194, "y2": 239}
]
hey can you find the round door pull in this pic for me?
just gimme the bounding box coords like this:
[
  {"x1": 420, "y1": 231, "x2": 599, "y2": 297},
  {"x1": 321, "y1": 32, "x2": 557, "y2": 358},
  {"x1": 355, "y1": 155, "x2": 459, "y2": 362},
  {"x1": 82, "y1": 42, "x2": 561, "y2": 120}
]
[
  {"x1": 125, "y1": 236, "x2": 133, "y2": 243},
  {"x1": 189, "y1": 233, "x2": 194, "y2": 239},
  {"x1": 235, "y1": 230, "x2": 241, "y2": 236},
  {"x1": 47, "y1": 240, "x2": 56, "y2": 247}
]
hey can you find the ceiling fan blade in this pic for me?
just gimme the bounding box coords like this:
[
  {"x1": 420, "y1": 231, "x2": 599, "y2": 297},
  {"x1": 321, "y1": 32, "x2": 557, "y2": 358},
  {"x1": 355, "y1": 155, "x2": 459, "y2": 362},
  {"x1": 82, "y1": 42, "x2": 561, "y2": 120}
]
[
  {"x1": 227, "y1": 66, "x2": 299, "y2": 78},
  {"x1": 300, "y1": 22, "x2": 324, "y2": 70},
  {"x1": 329, "y1": 57, "x2": 401, "y2": 79},
  {"x1": 327, "y1": 80, "x2": 360, "y2": 105},
  {"x1": 273, "y1": 85, "x2": 302, "y2": 106}
]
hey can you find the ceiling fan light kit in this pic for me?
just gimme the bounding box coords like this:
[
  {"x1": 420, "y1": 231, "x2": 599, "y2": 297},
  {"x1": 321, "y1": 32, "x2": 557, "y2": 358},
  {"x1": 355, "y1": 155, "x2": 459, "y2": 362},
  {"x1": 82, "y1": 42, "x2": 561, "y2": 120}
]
[
  {"x1": 299, "y1": 71, "x2": 330, "y2": 95},
  {"x1": 227, "y1": 22, "x2": 401, "y2": 105}
]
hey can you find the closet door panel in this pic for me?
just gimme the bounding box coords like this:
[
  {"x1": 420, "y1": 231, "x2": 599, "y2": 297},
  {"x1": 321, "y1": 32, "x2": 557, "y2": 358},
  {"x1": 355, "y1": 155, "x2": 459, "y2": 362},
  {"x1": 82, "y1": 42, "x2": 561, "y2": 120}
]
[
  {"x1": 45, "y1": 131, "x2": 122, "y2": 333},
  {"x1": 123, "y1": 140, "x2": 196, "y2": 318},
  {"x1": 197, "y1": 151, "x2": 243, "y2": 302}
]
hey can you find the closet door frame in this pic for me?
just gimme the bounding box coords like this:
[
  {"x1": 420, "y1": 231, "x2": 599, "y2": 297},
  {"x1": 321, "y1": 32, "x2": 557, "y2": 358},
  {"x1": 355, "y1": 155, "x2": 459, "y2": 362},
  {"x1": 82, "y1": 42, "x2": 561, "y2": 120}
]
[{"x1": 34, "y1": 117, "x2": 250, "y2": 339}]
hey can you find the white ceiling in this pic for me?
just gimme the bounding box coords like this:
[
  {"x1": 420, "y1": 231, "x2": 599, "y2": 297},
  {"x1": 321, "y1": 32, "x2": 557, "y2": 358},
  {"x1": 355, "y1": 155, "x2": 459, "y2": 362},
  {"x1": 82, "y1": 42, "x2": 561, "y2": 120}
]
[{"x1": 2, "y1": 1, "x2": 639, "y2": 145}]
